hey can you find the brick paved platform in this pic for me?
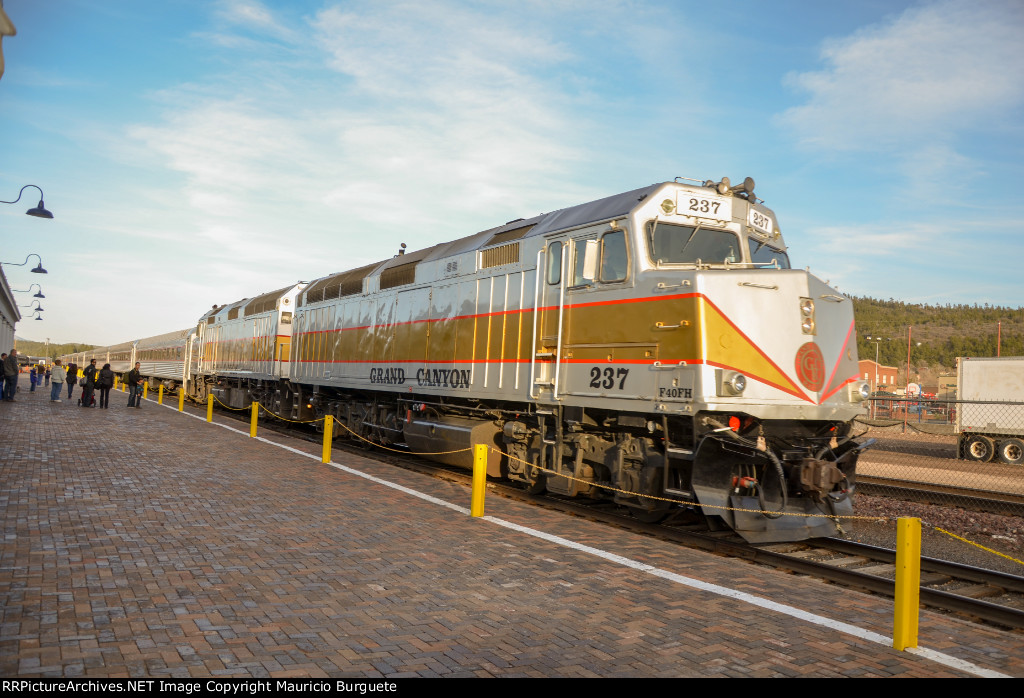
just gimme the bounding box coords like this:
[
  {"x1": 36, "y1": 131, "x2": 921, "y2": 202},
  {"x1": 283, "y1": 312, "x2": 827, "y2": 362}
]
[{"x1": 2, "y1": 383, "x2": 1022, "y2": 678}]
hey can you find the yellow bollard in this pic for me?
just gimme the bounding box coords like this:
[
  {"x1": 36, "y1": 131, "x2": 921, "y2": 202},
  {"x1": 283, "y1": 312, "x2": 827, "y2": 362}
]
[
  {"x1": 143, "y1": 383, "x2": 148, "y2": 401},
  {"x1": 893, "y1": 517, "x2": 921, "y2": 650},
  {"x1": 178, "y1": 389, "x2": 184, "y2": 412},
  {"x1": 158, "y1": 385, "x2": 164, "y2": 405},
  {"x1": 250, "y1": 402, "x2": 259, "y2": 438},
  {"x1": 471, "y1": 444, "x2": 487, "y2": 517},
  {"x1": 207, "y1": 394, "x2": 214, "y2": 423},
  {"x1": 322, "y1": 415, "x2": 333, "y2": 463}
]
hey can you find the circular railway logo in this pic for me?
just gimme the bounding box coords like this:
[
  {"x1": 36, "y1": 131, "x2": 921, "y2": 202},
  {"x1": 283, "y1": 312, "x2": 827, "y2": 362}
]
[{"x1": 795, "y1": 342, "x2": 825, "y2": 392}]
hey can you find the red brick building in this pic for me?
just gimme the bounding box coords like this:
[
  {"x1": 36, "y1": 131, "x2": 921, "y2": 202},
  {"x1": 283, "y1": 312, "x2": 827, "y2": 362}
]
[{"x1": 858, "y1": 359, "x2": 899, "y2": 393}]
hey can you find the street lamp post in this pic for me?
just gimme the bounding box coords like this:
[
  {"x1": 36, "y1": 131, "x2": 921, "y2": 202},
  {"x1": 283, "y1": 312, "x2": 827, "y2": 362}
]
[
  {"x1": 19, "y1": 300, "x2": 44, "y2": 314},
  {"x1": 866, "y1": 335, "x2": 883, "y2": 419},
  {"x1": 12, "y1": 283, "x2": 45, "y2": 298},
  {"x1": 1, "y1": 253, "x2": 48, "y2": 274},
  {"x1": 1, "y1": 185, "x2": 54, "y2": 219}
]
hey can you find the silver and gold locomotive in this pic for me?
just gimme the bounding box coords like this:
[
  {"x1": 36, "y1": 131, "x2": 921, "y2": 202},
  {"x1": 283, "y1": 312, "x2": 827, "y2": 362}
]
[{"x1": 70, "y1": 177, "x2": 870, "y2": 543}]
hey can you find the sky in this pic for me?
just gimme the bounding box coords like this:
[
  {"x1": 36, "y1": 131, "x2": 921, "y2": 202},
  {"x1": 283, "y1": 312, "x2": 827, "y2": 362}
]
[{"x1": 1, "y1": 0, "x2": 1022, "y2": 346}]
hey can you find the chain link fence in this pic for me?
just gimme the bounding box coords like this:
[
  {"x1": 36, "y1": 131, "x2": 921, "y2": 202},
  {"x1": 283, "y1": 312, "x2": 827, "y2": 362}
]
[{"x1": 855, "y1": 397, "x2": 1024, "y2": 516}]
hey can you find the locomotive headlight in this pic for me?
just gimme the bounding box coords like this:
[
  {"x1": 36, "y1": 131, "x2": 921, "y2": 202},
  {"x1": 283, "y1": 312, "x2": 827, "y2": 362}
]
[
  {"x1": 729, "y1": 373, "x2": 747, "y2": 394},
  {"x1": 849, "y1": 381, "x2": 870, "y2": 402},
  {"x1": 718, "y1": 370, "x2": 747, "y2": 396},
  {"x1": 799, "y1": 297, "x2": 816, "y2": 335}
]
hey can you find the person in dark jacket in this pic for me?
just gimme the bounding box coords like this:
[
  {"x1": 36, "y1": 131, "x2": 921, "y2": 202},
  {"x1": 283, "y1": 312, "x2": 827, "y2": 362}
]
[
  {"x1": 66, "y1": 362, "x2": 78, "y2": 400},
  {"x1": 97, "y1": 363, "x2": 115, "y2": 409},
  {"x1": 80, "y1": 359, "x2": 97, "y2": 407},
  {"x1": 3, "y1": 350, "x2": 19, "y2": 401},
  {"x1": 127, "y1": 362, "x2": 144, "y2": 408}
]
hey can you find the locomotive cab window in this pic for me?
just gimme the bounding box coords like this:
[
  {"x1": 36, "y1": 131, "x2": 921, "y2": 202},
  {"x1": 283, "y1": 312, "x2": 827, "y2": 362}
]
[
  {"x1": 748, "y1": 239, "x2": 790, "y2": 269},
  {"x1": 646, "y1": 221, "x2": 741, "y2": 266},
  {"x1": 570, "y1": 237, "x2": 599, "y2": 287},
  {"x1": 600, "y1": 229, "x2": 628, "y2": 283},
  {"x1": 547, "y1": 241, "x2": 563, "y2": 285}
]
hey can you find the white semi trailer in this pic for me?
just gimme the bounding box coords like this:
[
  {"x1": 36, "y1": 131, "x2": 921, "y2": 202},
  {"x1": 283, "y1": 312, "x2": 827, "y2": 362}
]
[{"x1": 956, "y1": 356, "x2": 1024, "y2": 465}]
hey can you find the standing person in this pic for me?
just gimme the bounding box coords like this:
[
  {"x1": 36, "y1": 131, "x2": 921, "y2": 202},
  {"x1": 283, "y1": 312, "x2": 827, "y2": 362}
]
[
  {"x1": 50, "y1": 359, "x2": 66, "y2": 403},
  {"x1": 0, "y1": 353, "x2": 6, "y2": 400},
  {"x1": 127, "y1": 362, "x2": 144, "y2": 409},
  {"x1": 66, "y1": 362, "x2": 78, "y2": 400},
  {"x1": 97, "y1": 363, "x2": 115, "y2": 409},
  {"x1": 3, "y1": 349, "x2": 18, "y2": 401},
  {"x1": 45, "y1": 366, "x2": 51, "y2": 386},
  {"x1": 81, "y1": 358, "x2": 97, "y2": 408},
  {"x1": 29, "y1": 366, "x2": 38, "y2": 392}
]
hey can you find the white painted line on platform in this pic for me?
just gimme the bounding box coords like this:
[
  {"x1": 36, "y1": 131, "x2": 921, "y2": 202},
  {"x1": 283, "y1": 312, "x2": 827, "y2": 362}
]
[{"x1": 161, "y1": 399, "x2": 1011, "y2": 679}]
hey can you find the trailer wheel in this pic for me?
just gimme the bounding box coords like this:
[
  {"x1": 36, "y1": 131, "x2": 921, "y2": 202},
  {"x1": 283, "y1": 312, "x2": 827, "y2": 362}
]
[
  {"x1": 964, "y1": 435, "x2": 995, "y2": 462},
  {"x1": 997, "y1": 438, "x2": 1024, "y2": 466}
]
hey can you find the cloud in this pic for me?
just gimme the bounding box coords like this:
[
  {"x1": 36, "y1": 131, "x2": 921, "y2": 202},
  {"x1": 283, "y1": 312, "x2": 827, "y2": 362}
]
[
  {"x1": 214, "y1": 0, "x2": 299, "y2": 43},
  {"x1": 125, "y1": 0, "x2": 600, "y2": 281},
  {"x1": 778, "y1": 0, "x2": 1024, "y2": 152}
]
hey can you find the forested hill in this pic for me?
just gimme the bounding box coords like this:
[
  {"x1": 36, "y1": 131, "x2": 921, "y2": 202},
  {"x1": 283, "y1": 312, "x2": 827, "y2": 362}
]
[
  {"x1": 10, "y1": 339, "x2": 95, "y2": 359},
  {"x1": 851, "y1": 297, "x2": 1023, "y2": 375}
]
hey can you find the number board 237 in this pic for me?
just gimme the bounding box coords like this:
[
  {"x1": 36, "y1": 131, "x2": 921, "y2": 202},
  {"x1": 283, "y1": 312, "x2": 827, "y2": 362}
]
[
  {"x1": 589, "y1": 367, "x2": 629, "y2": 390},
  {"x1": 680, "y1": 193, "x2": 732, "y2": 223}
]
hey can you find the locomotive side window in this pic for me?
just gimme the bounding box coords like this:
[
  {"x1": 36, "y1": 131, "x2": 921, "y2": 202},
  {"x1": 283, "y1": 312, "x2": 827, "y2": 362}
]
[
  {"x1": 600, "y1": 230, "x2": 628, "y2": 283},
  {"x1": 646, "y1": 222, "x2": 741, "y2": 265},
  {"x1": 547, "y1": 241, "x2": 563, "y2": 285},
  {"x1": 748, "y1": 239, "x2": 791, "y2": 269},
  {"x1": 571, "y1": 237, "x2": 598, "y2": 287}
]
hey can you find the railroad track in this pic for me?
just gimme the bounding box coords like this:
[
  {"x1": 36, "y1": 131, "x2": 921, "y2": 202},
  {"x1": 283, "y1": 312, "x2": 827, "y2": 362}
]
[
  {"x1": 204, "y1": 399, "x2": 1024, "y2": 631},
  {"x1": 858, "y1": 475, "x2": 1024, "y2": 517}
]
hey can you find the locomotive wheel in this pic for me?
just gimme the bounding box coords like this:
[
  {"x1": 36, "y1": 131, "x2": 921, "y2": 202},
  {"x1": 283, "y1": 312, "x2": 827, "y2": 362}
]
[
  {"x1": 519, "y1": 474, "x2": 546, "y2": 495},
  {"x1": 964, "y1": 435, "x2": 995, "y2": 462},
  {"x1": 997, "y1": 438, "x2": 1024, "y2": 466}
]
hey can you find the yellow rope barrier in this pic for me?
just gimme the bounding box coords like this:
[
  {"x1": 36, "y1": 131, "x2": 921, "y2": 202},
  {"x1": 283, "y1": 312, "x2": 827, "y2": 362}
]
[
  {"x1": 204, "y1": 392, "x2": 467, "y2": 454},
  {"x1": 210, "y1": 393, "x2": 254, "y2": 412},
  {"x1": 254, "y1": 401, "x2": 323, "y2": 424},
  {"x1": 330, "y1": 416, "x2": 473, "y2": 456},
  {"x1": 933, "y1": 527, "x2": 1024, "y2": 568}
]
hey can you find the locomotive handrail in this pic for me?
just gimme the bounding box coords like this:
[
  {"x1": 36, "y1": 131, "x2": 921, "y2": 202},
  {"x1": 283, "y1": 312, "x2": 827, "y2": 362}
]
[
  {"x1": 529, "y1": 248, "x2": 543, "y2": 400},
  {"x1": 651, "y1": 361, "x2": 686, "y2": 370},
  {"x1": 553, "y1": 244, "x2": 568, "y2": 400},
  {"x1": 738, "y1": 282, "x2": 778, "y2": 290}
]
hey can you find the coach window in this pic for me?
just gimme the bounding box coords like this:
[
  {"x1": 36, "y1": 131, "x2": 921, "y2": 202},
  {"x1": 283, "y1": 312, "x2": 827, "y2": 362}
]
[
  {"x1": 600, "y1": 230, "x2": 628, "y2": 283},
  {"x1": 547, "y1": 241, "x2": 563, "y2": 285}
]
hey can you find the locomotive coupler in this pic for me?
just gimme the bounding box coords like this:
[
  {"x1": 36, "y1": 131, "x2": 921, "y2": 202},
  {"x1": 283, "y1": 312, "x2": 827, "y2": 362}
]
[{"x1": 796, "y1": 458, "x2": 846, "y2": 501}]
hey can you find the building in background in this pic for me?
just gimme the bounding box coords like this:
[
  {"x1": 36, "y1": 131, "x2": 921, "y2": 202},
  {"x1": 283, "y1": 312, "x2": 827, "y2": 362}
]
[
  {"x1": 858, "y1": 359, "x2": 899, "y2": 393},
  {"x1": 0, "y1": 269, "x2": 20, "y2": 351}
]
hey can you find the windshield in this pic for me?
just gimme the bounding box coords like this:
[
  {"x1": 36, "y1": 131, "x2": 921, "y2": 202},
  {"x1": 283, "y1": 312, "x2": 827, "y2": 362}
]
[
  {"x1": 646, "y1": 222, "x2": 741, "y2": 265},
  {"x1": 748, "y1": 238, "x2": 790, "y2": 269}
]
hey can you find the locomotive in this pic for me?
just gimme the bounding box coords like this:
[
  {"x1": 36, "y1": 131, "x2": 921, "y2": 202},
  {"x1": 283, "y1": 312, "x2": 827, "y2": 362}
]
[{"x1": 67, "y1": 176, "x2": 871, "y2": 543}]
